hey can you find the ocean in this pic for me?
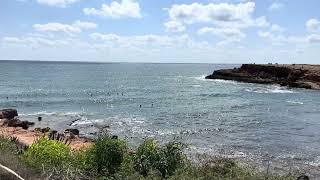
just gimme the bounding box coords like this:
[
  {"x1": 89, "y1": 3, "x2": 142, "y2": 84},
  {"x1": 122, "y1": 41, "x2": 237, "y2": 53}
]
[{"x1": 1, "y1": 60, "x2": 320, "y2": 174}]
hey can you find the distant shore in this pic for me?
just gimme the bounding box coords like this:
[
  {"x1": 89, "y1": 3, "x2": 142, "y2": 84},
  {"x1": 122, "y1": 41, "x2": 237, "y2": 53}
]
[{"x1": 206, "y1": 64, "x2": 320, "y2": 90}]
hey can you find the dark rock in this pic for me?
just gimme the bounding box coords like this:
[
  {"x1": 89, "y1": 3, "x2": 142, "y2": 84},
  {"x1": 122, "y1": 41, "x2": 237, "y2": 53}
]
[
  {"x1": 41, "y1": 127, "x2": 51, "y2": 133},
  {"x1": 0, "y1": 109, "x2": 18, "y2": 119},
  {"x1": 297, "y1": 175, "x2": 309, "y2": 180},
  {"x1": 68, "y1": 118, "x2": 81, "y2": 126},
  {"x1": 64, "y1": 128, "x2": 79, "y2": 136},
  {"x1": 3, "y1": 117, "x2": 34, "y2": 129},
  {"x1": 38, "y1": 116, "x2": 42, "y2": 121},
  {"x1": 206, "y1": 64, "x2": 320, "y2": 90}
]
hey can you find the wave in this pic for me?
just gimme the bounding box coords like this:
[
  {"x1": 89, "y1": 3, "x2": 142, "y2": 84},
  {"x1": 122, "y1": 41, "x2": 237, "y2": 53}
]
[
  {"x1": 244, "y1": 86, "x2": 294, "y2": 94},
  {"x1": 20, "y1": 111, "x2": 83, "y2": 116},
  {"x1": 194, "y1": 75, "x2": 237, "y2": 84},
  {"x1": 287, "y1": 100, "x2": 304, "y2": 105},
  {"x1": 194, "y1": 75, "x2": 207, "y2": 81},
  {"x1": 72, "y1": 116, "x2": 145, "y2": 127}
]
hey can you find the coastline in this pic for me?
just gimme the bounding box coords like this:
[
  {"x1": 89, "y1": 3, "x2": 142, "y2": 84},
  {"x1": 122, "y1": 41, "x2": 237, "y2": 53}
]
[
  {"x1": 0, "y1": 121, "x2": 93, "y2": 150},
  {"x1": 206, "y1": 64, "x2": 320, "y2": 90}
]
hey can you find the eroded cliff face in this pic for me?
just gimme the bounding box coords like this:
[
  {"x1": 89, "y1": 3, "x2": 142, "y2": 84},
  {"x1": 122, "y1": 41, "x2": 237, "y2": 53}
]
[{"x1": 206, "y1": 64, "x2": 320, "y2": 90}]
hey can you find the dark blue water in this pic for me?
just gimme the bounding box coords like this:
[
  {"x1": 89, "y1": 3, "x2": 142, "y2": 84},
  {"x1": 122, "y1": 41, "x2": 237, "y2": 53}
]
[{"x1": 1, "y1": 60, "x2": 320, "y2": 174}]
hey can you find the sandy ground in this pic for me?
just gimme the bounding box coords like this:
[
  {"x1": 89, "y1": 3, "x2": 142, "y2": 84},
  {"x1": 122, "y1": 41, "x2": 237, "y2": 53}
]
[{"x1": 0, "y1": 121, "x2": 93, "y2": 150}]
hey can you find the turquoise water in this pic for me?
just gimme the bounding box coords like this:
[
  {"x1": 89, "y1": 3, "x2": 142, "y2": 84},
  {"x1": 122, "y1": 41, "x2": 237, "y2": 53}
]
[{"x1": 1, "y1": 60, "x2": 320, "y2": 174}]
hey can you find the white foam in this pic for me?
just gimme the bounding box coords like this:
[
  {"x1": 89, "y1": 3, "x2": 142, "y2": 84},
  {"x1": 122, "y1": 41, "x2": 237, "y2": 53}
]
[
  {"x1": 194, "y1": 75, "x2": 237, "y2": 84},
  {"x1": 245, "y1": 86, "x2": 294, "y2": 94},
  {"x1": 287, "y1": 100, "x2": 304, "y2": 105},
  {"x1": 194, "y1": 75, "x2": 207, "y2": 81},
  {"x1": 20, "y1": 111, "x2": 82, "y2": 116}
]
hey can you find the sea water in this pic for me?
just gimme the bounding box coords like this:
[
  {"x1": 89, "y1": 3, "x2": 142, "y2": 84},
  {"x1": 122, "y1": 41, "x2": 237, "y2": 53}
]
[{"x1": 1, "y1": 60, "x2": 320, "y2": 175}]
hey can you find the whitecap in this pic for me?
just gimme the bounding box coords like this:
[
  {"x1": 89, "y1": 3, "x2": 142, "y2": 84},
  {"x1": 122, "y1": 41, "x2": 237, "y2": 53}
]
[
  {"x1": 194, "y1": 75, "x2": 237, "y2": 84},
  {"x1": 194, "y1": 75, "x2": 207, "y2": 81},
  {"x1": 287, "y1": 100, "x2": 304, "y2": 105},
  {"x1": 244, "y1": 86, "x2": 294, "y2": 94},
  {"x1": 20, "y1": 111, "x2": 82, "y2": 116}
]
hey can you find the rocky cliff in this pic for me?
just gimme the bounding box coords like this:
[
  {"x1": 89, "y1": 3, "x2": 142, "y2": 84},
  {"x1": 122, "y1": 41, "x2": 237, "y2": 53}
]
[{"x1": 205, "y1": 64, "x2": 320, "y2": 90}]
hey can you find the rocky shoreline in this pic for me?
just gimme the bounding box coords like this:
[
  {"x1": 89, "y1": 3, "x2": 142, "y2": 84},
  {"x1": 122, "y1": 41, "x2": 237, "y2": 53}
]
[
  {"x1": 0, "y1": 109, "x2": 93, "y2": 150},
  {"x1": 206, "y1": 64, "x2": 320, "y2": 90}
]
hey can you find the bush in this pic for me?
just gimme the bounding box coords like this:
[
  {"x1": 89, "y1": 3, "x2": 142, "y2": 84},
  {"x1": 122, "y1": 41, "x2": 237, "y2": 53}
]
[
  {"x1": 23, "y1": 137, "x2": 71, "y2": 168},
  {"x1": 134, "y1": 139, "x2": 161, "y2": 177},
  {"x1": 80, "y1": 135, "x2": 128, "y2": 176},
  {"x1": 159, "y1": 141, "x2": 186, "y2": 177},
  {"x1": 134, "y1": 139, "x2": 186, "y2": 178},
  {"x1": 0, "y1": 135, "x2": 19, "y2": 153}
]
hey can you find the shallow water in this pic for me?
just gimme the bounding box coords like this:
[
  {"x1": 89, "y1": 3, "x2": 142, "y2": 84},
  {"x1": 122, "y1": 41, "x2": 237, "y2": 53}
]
[{"x1": 1, "y1": 61, "x2": 320, "y2": 175}]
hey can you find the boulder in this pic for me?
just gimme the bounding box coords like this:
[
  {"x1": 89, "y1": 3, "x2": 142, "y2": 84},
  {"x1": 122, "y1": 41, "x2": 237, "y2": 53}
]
[
  {"x1": 64, "y1": 128, "x2": 80, "y2": 136},
  {"x1": 0, "y1": 109, "x2": 18, "y2": 119},
  {"x1": 3, "y1": 117, "x2": 35, "y2": 129}
]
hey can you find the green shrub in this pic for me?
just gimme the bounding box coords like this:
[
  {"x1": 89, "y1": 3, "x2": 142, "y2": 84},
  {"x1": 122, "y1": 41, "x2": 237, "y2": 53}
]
[
  {"x1": 134, "y1": 139, "x2": 186, "y2": 178},
  {"x1": 95, "y1": 135, "x2": 127, "y2": 175},
  {"x1": 134, "y1": 139, "x2": 161, "y2": 177},
  {"x1": 23, "y1": 137, "x2": 71, "y2": 168},
  {"x1": 0, "y1": 135, "x2": 19, "y2": 153},
  {"x1": 158, "y1": 141, "x2": 186, "y2": 177},
  {"x1": 84, "y1": 135, "x2": 128, "y2": 176}
]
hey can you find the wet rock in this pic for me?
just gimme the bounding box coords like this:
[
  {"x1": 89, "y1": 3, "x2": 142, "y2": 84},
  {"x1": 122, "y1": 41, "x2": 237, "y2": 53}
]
[
  {"x1": 41, "y1": 127, "x2": 51, "y2": 133},
  {"x1": 68, "y1": 118, "x2": 81, "y2": 126},
  {"x1": 3, "y1": 117, "x2": 35, "y2": 129},
  {"x1": 0, "y1": 109, "x2": 18, "y2": 119},
  {"x1": 64, "y1": 128, "x2": 79, "y2": 136}
]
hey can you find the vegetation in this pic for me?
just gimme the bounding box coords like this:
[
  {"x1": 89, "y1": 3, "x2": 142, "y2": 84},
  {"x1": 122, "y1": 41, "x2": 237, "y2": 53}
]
[{"x1": 0, "y1": 135, "x2": 297, "y2": 180}]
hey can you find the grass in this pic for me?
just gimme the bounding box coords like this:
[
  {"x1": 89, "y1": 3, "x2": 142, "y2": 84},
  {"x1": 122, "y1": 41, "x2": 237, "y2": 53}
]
[
  {"x1": 0, "y1": 134, "x2": 298, "y2": 180},
  {"x1": 0, "y1": 135, "x2": 43, "y2": 180}
]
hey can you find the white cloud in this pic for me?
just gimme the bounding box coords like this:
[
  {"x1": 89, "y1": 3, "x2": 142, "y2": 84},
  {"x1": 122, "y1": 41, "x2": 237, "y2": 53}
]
[
  {"x1": 167, "y1": 2, "x2": 255, "y2": 25},
  {"x1": 2, "y1": 36, "x2": 69, "y2": 47},
  {"x1": 83, "y1": 0, "x2": 141, "y2": 19},
  {"x1": 307, "y1": 34, "x2": 320, "y2": 43},
  {"x1": 198, "y1": 27, "x2": 245, "y2": 42},
  {"x1": 255, "y1": 16, "x2": 270, "y2": 27},
  {"x1": 164, "y1": 21, "x2": 186, "y2": 33},
  {"x1": 270, "y1": 24, "x2": 286, "y2": 33},
  {"x1": 90, "y1": 33, "x2": 194, "y2": 47},
  {"x1": 73, "y1": 20, "x2": 97, "y2": 29},
  {"x1": 33, "y1": 23, "x2": 81, "y2": 34},
  {"x1": 258, "y1": 31, "x2": 306, "y2": 45},
  {"x1": 164, "y1": 1, "x2": 270, "y2": 35},
  {"x1": 37, "y1": 0, "x2": 79, "y2": 7},
  {"x1": 306, "y1": 18, "x2": 320, "y2": 32},
  {"x1": 268, "y1": 2, "x2": 284, "y2": 11},
  {"x1": 33, "y1": 21, "x2": 97, "y2": 35}
]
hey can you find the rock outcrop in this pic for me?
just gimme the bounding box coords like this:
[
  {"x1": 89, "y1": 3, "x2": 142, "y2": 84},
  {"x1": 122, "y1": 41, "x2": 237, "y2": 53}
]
[
  {"x1": 206, "y1": 64, "x2": 320, "y2": 90},
  {"x1": 2, "y1": 117, "x2": 35, "y2": 129},
  {"x1": 0, "y1": 109, "x2": 18, "y2": 119}
]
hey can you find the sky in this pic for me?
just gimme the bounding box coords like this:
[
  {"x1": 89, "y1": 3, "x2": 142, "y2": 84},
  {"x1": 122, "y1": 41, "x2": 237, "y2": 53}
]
[{"x1": 0, "y1": 0, "x2": 320, "y2": 63}]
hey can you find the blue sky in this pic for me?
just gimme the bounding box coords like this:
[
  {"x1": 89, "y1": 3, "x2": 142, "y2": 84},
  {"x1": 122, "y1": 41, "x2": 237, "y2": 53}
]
[{"x1": 0, "y1": 0, "x2": 320, "y2": 63}]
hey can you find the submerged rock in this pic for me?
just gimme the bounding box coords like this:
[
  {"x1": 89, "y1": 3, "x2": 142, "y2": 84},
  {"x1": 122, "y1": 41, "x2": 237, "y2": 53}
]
[
  {"x1": 0, "y1": 109, "x2": 18, "y2": 119},
  {"x1": 206, "y1": 64, "x2": 320, "y2": 90}
]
